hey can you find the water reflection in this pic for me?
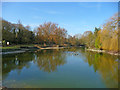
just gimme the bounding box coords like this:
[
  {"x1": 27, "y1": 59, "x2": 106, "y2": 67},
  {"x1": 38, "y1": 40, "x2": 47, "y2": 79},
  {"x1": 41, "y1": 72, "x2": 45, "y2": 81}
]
[
  {"x1": 2, "y1": 48, "x2": 118, "y2": 88},
  {"x1": 35, "y1": 50, "x2": 66, "y2": 72},
  {"x1": 2, "y1": 52, "x2": 35, "y2": 80},
  {"x1": 84, "y1": 51, "x2": 118, "y2": 88},
  {"x1": 66, "y1": 48, "x2": 118, "y2": 88},
  {"x1": 2, "y1": 50, "x2": 67, "y2": 80}
]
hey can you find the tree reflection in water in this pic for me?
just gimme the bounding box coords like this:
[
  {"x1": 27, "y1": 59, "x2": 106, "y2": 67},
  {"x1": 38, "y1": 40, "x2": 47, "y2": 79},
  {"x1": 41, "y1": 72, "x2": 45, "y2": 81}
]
[
  {"x1": 2, "y1": 49, "x2": 67, "y2": 80},
  {"x1": 35, "y1": 50, "x2": 66, "y2": 72},
  {"x1": 83, "y1": 51, "x2": 118, "y2": 88},
  {"x1": 67, "y1": 48, "x2": 118, "y2": 88},
  {"x1": 2, "y1": 52, "x2": 35, "y2": 80},
  {"x1": 2, "y1": 48, "x2": 118, "y2": 88}
]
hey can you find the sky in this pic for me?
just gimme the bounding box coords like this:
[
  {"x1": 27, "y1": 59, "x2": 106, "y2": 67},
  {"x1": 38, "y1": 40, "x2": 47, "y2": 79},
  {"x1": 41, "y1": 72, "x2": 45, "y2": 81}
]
[{"x1": 2, "y1": 2, "x2": 118, "y2": 36}]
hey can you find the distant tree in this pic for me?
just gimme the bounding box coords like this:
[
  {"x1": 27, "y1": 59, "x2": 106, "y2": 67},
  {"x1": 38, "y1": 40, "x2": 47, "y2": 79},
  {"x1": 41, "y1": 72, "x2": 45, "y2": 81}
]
[
  {"x1": 99, "y1": 13, "x2": 118, "y2": 52},
  {"x1": 2, "y1": 19, "x2": 35, "y2": 45},
  {"x1": 2, "y1": 20, "x2": 15, "y2": 44},
  {"x1": 94, "y1": 27, "x2": 101, "y2": 49},
  {"x1": 35, "y1": 22, "x2": 67, "y2": 45},
  {"x1": 81, "y1": 31, "x2": 94, "y2": 48}
]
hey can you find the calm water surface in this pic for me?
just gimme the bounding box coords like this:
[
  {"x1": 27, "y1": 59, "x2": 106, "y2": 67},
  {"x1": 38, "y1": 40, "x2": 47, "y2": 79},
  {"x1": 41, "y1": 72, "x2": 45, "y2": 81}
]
[{"x1": 2, "y1": 48, "x2": 118, "y2": 88}]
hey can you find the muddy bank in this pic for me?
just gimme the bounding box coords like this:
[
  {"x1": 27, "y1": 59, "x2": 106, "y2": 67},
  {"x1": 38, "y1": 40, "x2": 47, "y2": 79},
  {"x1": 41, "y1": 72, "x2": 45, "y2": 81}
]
[{"x1": 86, "y1": 49, "x2": 120, "y2": 56}]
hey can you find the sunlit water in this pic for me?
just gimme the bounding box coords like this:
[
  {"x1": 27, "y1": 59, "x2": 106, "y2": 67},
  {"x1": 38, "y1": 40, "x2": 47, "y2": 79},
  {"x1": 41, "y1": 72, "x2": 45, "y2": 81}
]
[{"x1": 2, "y1": 48, "x2": 118, "y2": 88}]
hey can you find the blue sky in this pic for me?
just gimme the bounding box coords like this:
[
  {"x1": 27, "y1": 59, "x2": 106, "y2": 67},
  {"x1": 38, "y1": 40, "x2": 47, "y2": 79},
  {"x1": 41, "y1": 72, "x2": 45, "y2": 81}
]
[{"x1": 2, "y1": 2, "x2": 118, "y2": 35}]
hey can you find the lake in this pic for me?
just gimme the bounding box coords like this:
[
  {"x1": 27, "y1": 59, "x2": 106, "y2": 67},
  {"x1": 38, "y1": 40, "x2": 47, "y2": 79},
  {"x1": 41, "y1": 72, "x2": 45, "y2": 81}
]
[{"x1": 2, "y1": 47, "x2": 118, "y2": 88}]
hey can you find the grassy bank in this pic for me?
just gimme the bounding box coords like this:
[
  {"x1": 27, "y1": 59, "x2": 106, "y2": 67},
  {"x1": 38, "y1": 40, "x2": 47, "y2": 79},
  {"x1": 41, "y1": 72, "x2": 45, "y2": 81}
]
[
  {"x1": 2, "y1": 44, "x2": 35, "y2": 49},
  {"x1": 2, "y1": 45, "x2": 20, "y2": 49},
  {"x1": 1, "y1": 44, "x2": 35, "y2": 52},
  {"x1": 86, "y1": 48, "x2": 120, "y2": 56},
  {"x1": 1, "y1": 44, "x2": 69, "y2": 53}
]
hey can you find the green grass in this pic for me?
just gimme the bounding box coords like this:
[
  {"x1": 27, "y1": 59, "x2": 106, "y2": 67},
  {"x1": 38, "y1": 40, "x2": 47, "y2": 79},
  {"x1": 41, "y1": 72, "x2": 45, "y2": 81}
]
[
  {"x1": 2, "y1": 46, "x2": 20, "y2": 49},
  {"x1": 0, "y1": 44, "x2": 65, "y2": 50},
  {"x1": 1, "y1": 44, "x2": 36, "y2": 52},
  {"x1": 1, "y1": 44, "x2": 35, "y2": 50}
]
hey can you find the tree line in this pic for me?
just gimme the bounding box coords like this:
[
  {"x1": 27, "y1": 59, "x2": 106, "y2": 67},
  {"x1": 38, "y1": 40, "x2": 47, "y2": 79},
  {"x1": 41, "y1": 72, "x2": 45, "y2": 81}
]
[
  {"x1": 2, "y1": 20, "x2": 34, "y2": 44},
  {"x1": 78, "y1": 13, "x2": 118, "y2": 52},
  {"x1": 1, "y1": 13, "x2": 119, "y2": 52}
]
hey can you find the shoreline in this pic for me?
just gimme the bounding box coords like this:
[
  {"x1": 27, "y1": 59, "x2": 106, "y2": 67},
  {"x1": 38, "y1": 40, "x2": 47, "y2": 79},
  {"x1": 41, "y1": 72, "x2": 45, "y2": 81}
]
[
  {"x1": 1, "y1": 45, "x2": 120, "y2": 56},
  {"x1": 86, "y1": 48, "x2": 120, "y2": 56},
  {"x1": 0, "y1": 46, "x2": 68, "y2": 55},
  {"x1": 1, "y1": 50, "x2": 26, "y2": 55}
]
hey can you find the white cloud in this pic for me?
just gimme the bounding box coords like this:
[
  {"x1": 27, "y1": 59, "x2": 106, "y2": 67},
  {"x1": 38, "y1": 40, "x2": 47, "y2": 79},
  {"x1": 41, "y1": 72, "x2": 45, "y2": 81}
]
[
  {"x1": 31, "y1": 7, "x2": 63, "y2": 15},
  {"x1": 78, "y1": 2, "x2": 102, "y2": 11},
  {"x1": 45, "y1": 11, "x2": 63, "y2": 15},
  {"x1": 23, "y1": 23, "x2": 39, "y2": 30},
  {"x1": 32, "y1": 16, "x2": 44, "y2": 20},
  {"x1": 29, "y1": 24, "x2": 39, "y2": 27}
]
